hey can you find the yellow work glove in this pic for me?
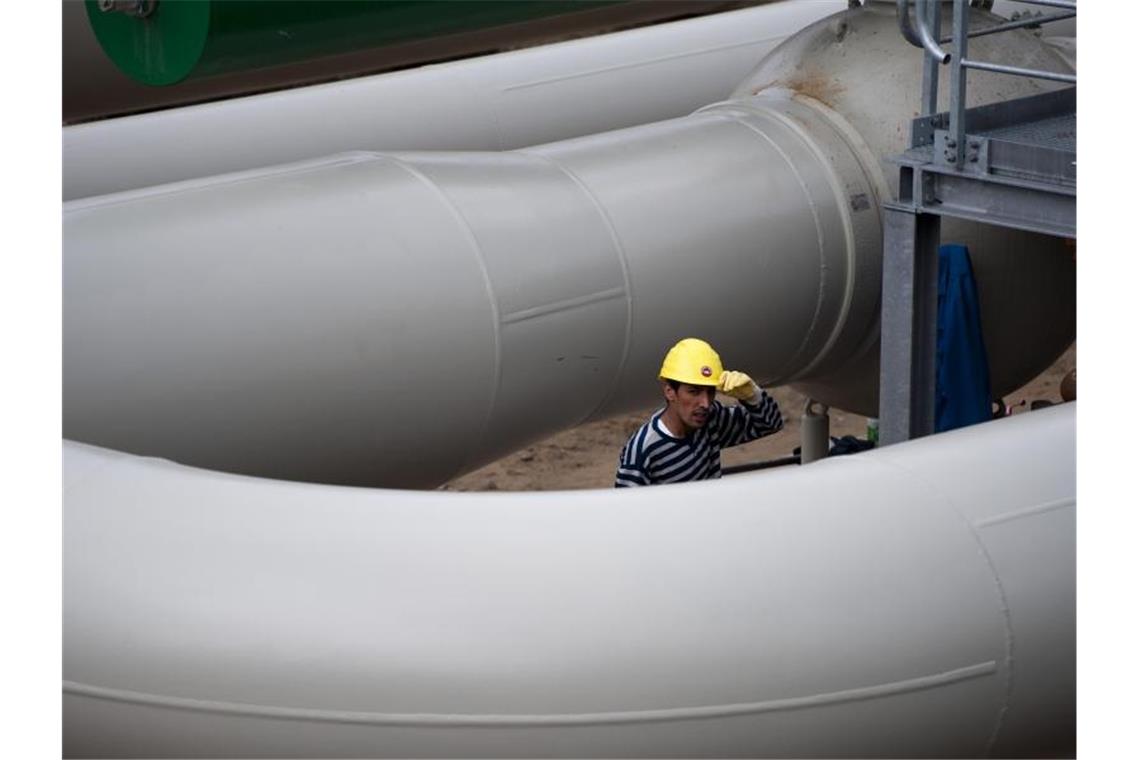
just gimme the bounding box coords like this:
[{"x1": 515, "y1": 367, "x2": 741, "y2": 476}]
[{"x1": 719, "y1": 370, "x2": 760, "y2": 403}]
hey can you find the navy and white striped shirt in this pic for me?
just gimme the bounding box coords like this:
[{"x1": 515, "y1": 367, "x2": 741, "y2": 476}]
[{"x1": 614, "y1": 392, "x2": 783, "y2": 487}]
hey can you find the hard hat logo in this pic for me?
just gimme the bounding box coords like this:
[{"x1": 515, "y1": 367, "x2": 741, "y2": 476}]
[{"x1": 658, "y1": 338, "x2": 724, "y2": 386}]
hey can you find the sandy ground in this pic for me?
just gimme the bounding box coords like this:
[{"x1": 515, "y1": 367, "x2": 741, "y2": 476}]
[{"x1": 442, "y1": 343, "x2": 1076, "y2": 491}]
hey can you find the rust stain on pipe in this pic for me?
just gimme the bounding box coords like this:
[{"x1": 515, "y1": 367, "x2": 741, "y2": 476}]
[{"x1": 751, "y1": 71, "x2": 846, "y2": 110}]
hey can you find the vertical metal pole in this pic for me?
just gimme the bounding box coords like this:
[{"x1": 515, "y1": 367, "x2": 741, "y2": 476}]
[
  {"x1": 879, "y1": 206, "x2": 941, "y2": 445},
  {"x1": 800, "y1": 400, "x2": 831, "y2": 464},
  {"x1": 948, "y1": 0, "x2": 970, "y2": 166},
  {"x1": 920, "y1": 0, "x2": 942, "y2": 117}
]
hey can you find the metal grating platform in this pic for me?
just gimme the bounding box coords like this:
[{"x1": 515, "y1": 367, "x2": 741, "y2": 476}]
[
  {"x1": 892, "y1": 86, "x2": 1077, "y2": 236},
  {"x1": 981, "y1": 112, "x2": 1075, "y2": 151}
]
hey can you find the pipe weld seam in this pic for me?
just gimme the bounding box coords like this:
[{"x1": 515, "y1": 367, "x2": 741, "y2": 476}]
[
  {"x1": 63, "y1": 661, "x2": 997, "y2": 728},
  {"x1": 704, "y1": 105, "x2": 830, "y2": 384},
  {"x1": 519, "y1": 150, "x2": 634, "y2": 425},
  {"x1": 974, "y1": 497, "x2": 1075, "y2": 529},
  {"x1": 501, "y1": 286, "x2": 627, "y2": 325},
  {"x1": 731, "y1": 99, "x2": 868, "y2": 378},
  {"x1": 502, "y1": 36, "x2": 785, "y2": 91},
  {"x1": 373, "y1": 154, "x2": 503, "y2": 483},
  {"x1": 64, "y1": 153, "x2": 377, "y2": 212}
]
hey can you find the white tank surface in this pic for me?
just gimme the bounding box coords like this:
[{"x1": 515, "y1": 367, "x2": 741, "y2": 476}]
[
  {"x1": 63, "y1": 0, "x2": 848, "y2": 201},
  {"x1": 63, "y1": 3, "x2": 1075, "y2": 490},
  {"x1": 63, "y1": 403, "x2": 1075, "y2": 758}
]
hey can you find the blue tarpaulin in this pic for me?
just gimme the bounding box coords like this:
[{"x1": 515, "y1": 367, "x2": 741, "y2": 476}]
[{"x1": 936, "y1": 243, "x2": 992, "y2": 433}]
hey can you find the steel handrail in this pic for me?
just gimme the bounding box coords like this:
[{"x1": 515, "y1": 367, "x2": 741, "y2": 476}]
[
  {"x1": 897, "y1": 0, "x2": 950, "y2": 63},
  {"x1": 896, "y1": 0, "x2": 925, "y2": 48},
  {"x1": 1008, "y1": 0, "x2": 1075, "y2": 9},
  {"x1": 915, "y1": 0, "x2": 951, "y2": 63},
  {"x1": 901, "y1": 0, "x2": 1077, "y2": 164},
  {"x1": 939, "y1": 10, "x2": 1076, "y2": 42},
  {"x1": 960, "y1": 59, "x2": 1077, "y2": 84}
]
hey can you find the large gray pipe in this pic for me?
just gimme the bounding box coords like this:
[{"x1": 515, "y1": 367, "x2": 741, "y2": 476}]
[
  {"x1": 64, "y1": 91, "x2": 881, "y2": 488},
  {"x1": 63, "y1": 403, "x2": 1075, "y2": 758},
  {"x1": 63, "y1": 0, "x2": 847, "y2": 200},
  {"x1": 63, "y1": 4, "x2": 1075, "y2": 489}
]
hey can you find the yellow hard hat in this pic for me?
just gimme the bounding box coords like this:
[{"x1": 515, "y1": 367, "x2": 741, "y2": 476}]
[{"x1": 659, "y1": 338, "x2": 723, "y2": 386}]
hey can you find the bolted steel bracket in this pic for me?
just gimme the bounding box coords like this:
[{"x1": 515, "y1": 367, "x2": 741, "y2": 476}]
[
  {"x1": 933, "y1": 130, "x2": 963, "y2": 169},
  {"x1": 934, "y1": 130, "x2": 956, "y2": 167},
  {"x1": 910, "y1": 112, "x2": 949, "y2": 149},
  {"x1": 964, "y1": 136, "x2": 991, "y2": 175},
  {"x1": 934, "y1": 130, "x2": 991, "y2": 175}
]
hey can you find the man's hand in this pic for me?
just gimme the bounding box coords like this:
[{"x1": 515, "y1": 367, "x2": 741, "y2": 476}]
[{"x1": 719, "y1": 370, "x2": 759, "y2": 403}]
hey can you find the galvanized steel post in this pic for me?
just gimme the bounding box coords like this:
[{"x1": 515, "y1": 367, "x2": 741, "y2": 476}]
[{"x1": 879, "y1": 206, "x2": 941, "y2": 445}]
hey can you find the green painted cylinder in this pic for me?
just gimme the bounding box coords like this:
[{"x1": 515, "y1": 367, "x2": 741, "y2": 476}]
[{"x1": 85, "y1": 0, "x2": 622, "y2": 87}]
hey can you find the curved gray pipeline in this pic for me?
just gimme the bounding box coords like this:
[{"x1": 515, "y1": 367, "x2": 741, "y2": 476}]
[
  {"x1": 63, "y1": 403, "x2": 1075, "y2": 758},
  {"x1": 63, "y1": 8, "x2": 1076, "y2": 754},
  {"x1": 63, "y1": 3, "x2": 1076, "y2": 490},
  {"x1": 63, "y1": 1, "x2": 848, "y2": 200},
  {"x1": 64, "y1": 91, "x2": 883, "y2": 489}
]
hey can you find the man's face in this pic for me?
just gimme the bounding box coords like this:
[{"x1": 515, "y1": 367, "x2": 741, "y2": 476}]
[{"x1": 664, "y1": 382, "x2": 717, "y2": 431}]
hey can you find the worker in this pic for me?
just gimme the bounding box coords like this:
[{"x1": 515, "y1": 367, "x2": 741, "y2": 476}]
[{"x1": 615, "y1": 338, "x2": 783, "y2": 487}]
